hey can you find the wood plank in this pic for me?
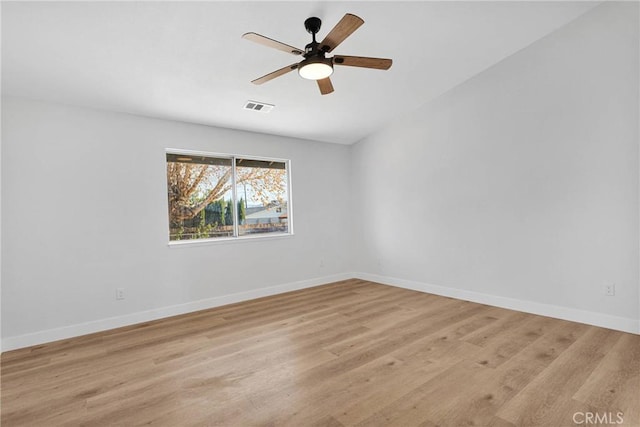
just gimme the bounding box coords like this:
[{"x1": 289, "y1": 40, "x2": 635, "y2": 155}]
[
  {"x1": 468, "y1": 315, "x2": 557, "y2": 368},
  {"x1": 496, "y1": 327, "x2": 624, "y2": 426},
  {"x1": 572, "y1": 332, "x2": 640, "y2": 425}
]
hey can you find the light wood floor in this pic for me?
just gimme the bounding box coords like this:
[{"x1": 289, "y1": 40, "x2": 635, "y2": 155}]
[{"x1": 2, "y1": 279, "x2": 639, "y2": 426}]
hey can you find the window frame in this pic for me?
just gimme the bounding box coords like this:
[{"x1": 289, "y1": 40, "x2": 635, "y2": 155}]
[{"x1": 165, "y1": 148, "x2": 294, "y2": 246}]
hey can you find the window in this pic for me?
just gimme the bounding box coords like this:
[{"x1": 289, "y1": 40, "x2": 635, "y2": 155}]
[{"x1": 166, "y1": 150, "x2": 291, "y2": 242}]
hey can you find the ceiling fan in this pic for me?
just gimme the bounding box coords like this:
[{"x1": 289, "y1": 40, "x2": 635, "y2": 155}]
[{"x1": 242, "y1": 13, "x2": 393, "y2": 95}]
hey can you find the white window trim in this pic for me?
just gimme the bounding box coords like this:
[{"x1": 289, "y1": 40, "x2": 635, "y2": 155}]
[{"x1": 165, "y1": 148, "x2": 294, "y2": 246}]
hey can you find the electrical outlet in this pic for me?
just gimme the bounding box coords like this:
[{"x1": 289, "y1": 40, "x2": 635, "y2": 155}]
[
  {"x1": 604, "y1": 283, "x2": 615, "y2": 296},
  {"x1": 116, "y1": 288, "x2": 125, "y2": 300}
]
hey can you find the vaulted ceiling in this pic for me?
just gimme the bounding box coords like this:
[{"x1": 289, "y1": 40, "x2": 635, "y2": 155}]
[{"x1": 2, "y1": 1, "x2": 599, "y2": 144}]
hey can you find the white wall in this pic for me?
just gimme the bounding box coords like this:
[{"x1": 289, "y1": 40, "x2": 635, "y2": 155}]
[
  {"x1": 0, "y1": 42, "x2": 3, "y2": 353},
  {"x1": 352, "y1": 2, "x2": 639, "y2": 332},
  {"x1": 1, "y1": 98, "x2": 353, "y2": 349}
]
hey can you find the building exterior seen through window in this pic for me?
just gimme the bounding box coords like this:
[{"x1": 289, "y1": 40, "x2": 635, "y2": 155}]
[{"x1": 166, "y1": 151, "x2": 291, "y2": 242}]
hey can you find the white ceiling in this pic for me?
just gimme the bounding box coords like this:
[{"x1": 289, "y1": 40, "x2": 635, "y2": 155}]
[{"x1": 2, "y1": 1, "x2": 599, "y2": 144}]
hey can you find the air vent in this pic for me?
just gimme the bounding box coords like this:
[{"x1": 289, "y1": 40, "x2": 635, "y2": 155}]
[{"x1": 244, "y1": 100, "x2": 274, "y2": 113}]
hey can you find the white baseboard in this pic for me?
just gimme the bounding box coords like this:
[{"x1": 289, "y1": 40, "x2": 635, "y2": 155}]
[
  {"x1": 4, "y1": 271, "x2": 637, "y2": 352},
  {"x1": 354, "y1": 272, "x2": 640, "y2": 335},
  {"x1": 1, "y1": 273, "x2": 353, "y2": 352}
]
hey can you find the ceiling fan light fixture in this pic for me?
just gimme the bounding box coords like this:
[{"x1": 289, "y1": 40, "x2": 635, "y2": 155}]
[{"x1": 298, "y1": 57, "x2": 333, "y2": 80}]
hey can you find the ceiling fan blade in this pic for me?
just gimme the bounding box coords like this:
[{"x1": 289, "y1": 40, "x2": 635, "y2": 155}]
[
  {"x1": 333, "y1": 55, "x2": 392, "y2": 70},
  {"x1": 317, "y1": 77, "x2": 334, "y2": 95},
  {"x1": 242, "y1": 32, "x2": 304, "y2": 55},
  {"x1": 319, "y1": 13, "x2": 364, "y2": 53},
  {"x1": 251, "y1": 63, "x2": 299, "y2": 85}
]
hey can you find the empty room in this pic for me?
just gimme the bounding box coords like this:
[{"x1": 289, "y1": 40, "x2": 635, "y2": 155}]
[{"x1": 1, "y1": 1, "x2": 639, "y2": 426}]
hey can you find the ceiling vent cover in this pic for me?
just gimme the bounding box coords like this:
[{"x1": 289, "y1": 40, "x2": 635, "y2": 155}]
[{"x1": 244, "y1": 100, "x2": 274, "y2": 113}]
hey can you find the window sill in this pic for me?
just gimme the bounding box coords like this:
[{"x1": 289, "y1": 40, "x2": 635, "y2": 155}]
[{"x1": 167, "y1": 232, "x2": 294, "y2": 248}]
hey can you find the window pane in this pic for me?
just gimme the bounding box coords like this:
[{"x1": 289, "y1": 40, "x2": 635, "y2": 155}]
[
  {"x1": 166, "y1": 154, "x2": 234, "y2": 241},
  {"x1": 235, "y1": 158, "x2": 288, "y2": 236}
]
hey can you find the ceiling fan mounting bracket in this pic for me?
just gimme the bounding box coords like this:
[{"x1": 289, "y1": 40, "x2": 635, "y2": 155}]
[{"x1": 304, "y1": 17, "x2": 322, "y2": 36}]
